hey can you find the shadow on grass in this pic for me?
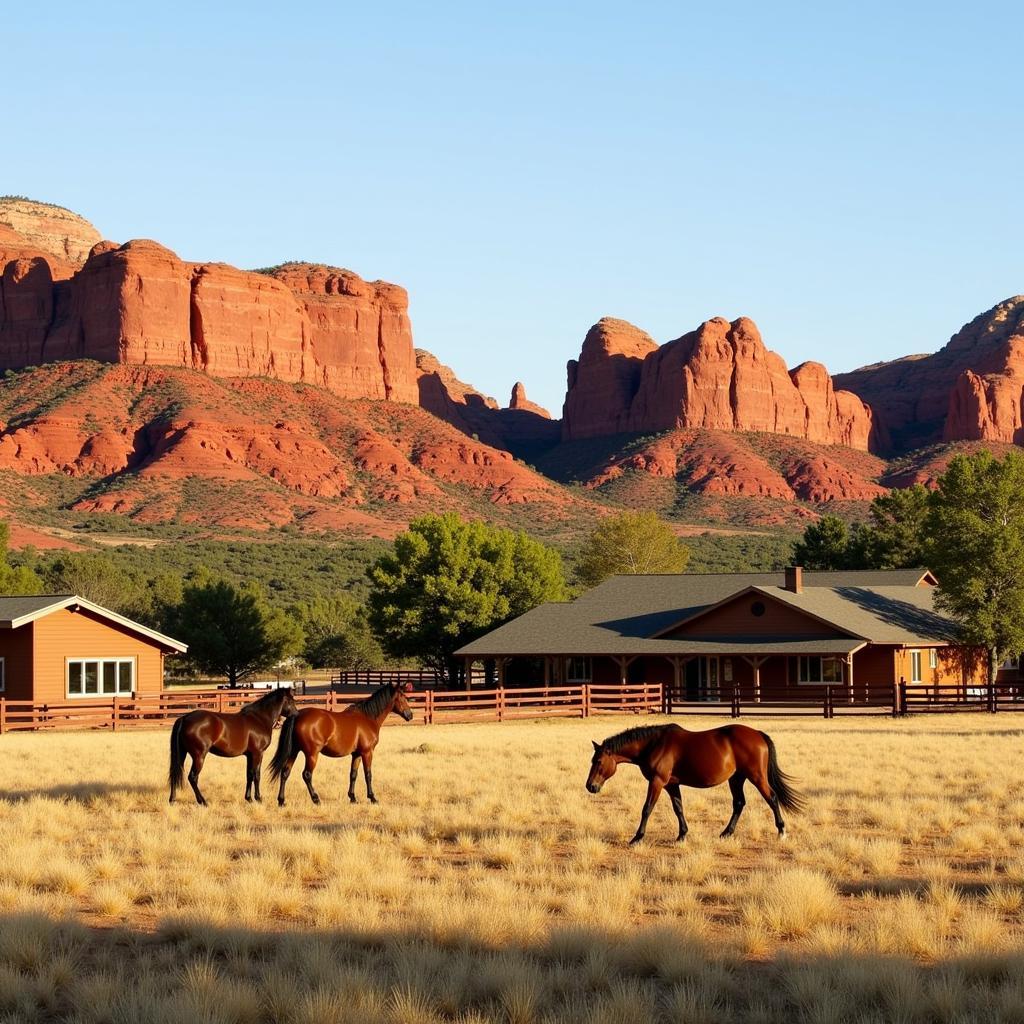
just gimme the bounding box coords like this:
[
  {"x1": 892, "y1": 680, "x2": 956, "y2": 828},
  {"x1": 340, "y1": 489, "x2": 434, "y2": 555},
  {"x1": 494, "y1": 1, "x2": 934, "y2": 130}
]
[
  {"x1": 0, "y1": 782, "x2": 159, "y2": 804},
  {"x1": 0, "y1": 909, "x2": 1021, "y2": 1023}
]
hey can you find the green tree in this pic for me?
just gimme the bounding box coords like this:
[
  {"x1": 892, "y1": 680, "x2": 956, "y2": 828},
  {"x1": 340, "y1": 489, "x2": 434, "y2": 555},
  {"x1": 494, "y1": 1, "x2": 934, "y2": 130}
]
[
  {"x1": 292, "y1": 595, "x2": 384, "y2": 670},
  {"x1": 167, "y1": 580, "x2": 304, "y2": 687},
  {"x1": 792, "y1": 515, "x2": 851, "y2": 570},
  {"x1": 366, "y1": 513, "x2": 566, "y2": 684},
  {"x1": 0, "y1": 523, "x2": 42, "y2": 595},
  {"x1": 40, "y1": 552, "x2": 145, "y2": 614},
  {"x1": 926, "y1": 451, "x2": 1024, "y2": 686},
  {"x1": 575, "y1": 510, "x2": 690, "y2": 588},
  {"x1": 856, "y1": 485, "x2": 931, "y2": 569}
]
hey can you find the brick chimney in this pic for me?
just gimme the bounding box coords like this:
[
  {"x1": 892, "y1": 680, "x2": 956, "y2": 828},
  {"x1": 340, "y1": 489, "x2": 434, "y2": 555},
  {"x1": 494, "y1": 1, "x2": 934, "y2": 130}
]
[{"x1": 784, "y1": 566, "x2": 803, "y2": 594}]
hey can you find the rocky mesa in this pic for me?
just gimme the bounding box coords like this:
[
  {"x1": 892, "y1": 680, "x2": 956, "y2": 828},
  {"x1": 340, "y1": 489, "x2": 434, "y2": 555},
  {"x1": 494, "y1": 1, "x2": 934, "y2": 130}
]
[
  {"x1": 836, "y1": 296, "x2": 1024, "y2": 453},
  {"x1": 562, "y1": 315, "x2": 877, "y2": 451}
]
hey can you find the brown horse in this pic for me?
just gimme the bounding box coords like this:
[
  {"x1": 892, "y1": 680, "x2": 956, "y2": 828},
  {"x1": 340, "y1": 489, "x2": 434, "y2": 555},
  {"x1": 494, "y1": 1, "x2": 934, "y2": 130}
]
[
  {"x1": 586, "y1": 723, "x2": 804, "y2": 844},
  {"x1": 168, "y1": 687, "x2": 299, "y2": 805},
  {"x1": 269, "y1": 683, "x2": 414, "y2": 806}
]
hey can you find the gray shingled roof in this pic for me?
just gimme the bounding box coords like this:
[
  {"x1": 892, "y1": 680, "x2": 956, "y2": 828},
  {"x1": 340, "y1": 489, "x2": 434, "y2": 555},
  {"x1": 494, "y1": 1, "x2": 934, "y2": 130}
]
[
  {"x1": 0, "y1": 594, "x2": 76, "y2": 625},
  {"x1": 456, "y1": 569, "x2": 954, "y2": 658}
]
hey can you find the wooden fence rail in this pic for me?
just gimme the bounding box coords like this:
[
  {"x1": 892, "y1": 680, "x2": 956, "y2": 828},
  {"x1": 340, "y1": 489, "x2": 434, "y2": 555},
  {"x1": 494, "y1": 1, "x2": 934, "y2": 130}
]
[{"x1": 0, "y1": 683, "x2": 664, "y2": 734}]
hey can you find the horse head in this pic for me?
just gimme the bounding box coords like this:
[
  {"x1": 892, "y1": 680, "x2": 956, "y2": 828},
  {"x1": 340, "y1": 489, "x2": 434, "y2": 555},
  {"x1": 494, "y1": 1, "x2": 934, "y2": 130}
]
[
  {"x1": 392, "y1": 683, "x2": 415, "y2": 722},
  {"x1": 586, "y1": 740, "x2": 619, "y2": 793},
  {"x1": 277, "y1": 687, "x2": 300, "y2": 719}
]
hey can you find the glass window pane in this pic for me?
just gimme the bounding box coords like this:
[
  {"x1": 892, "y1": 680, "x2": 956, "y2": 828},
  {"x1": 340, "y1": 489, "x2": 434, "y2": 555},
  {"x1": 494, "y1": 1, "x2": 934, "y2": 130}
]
[
  {"x1": 69, "y1": 662, "x2": 82, "y2": 695},
  {"x1": 823, "y1": 659, "x2": 841, "y2": 683},
  {"x1": 118, "y1": 661, "x2": 133, "y2": 694},
  {"x1": 102, "y1": 663, "x2": 117, "y2": 694},
  {"x1": 84, "y1": 662, "x2": 99, "y2": 695}
]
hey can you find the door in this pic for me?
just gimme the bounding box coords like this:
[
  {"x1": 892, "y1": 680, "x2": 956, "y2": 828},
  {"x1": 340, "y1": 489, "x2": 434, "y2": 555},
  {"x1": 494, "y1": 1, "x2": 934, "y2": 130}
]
[{"x1": 684, "y1": 657, "x2": 719, "y2": 701}]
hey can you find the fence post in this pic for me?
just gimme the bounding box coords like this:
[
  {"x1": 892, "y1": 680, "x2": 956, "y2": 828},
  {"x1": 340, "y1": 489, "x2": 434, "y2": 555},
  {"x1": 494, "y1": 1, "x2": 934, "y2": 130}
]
[
  {"x1": 496, "y1": 687, "x2": 504, "y2": 723},
  {"x1": 891, "y1": 680, "x2": 900, "y2": 718},
  {"x1": 732, "y1": 684, "x2": 741, "y2": 718},
  {"x1": 425, "y1": 689, "x2": 434, "y2": 726},
  {"x1": 822, "y1": 687, "x2": 830, "y2": 719},
  {"x1": 989, "y1": 677, "x2": 997, "y2": 714},
  {"x1": 583, "y1": 684, "x2": 591, "y2": 718},
  {"x1": 898, "y1": 679, "x2": 907, "y2": 717},
  {"x1": 0, "y1": 698, "x2": 5, "y2": 735},
  {"x1": 112, "y1": 698, "x2": 119, "y2": 732}
]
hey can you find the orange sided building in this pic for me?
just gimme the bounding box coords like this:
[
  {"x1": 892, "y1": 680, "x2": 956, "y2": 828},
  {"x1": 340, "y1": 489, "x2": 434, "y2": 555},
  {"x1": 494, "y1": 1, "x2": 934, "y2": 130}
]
[
  {"x1": 0, "y1": 595, "x2": 187, "y2": 703},
  {"x1": 457, "y1": 567, "x2": 992, "y2": 702}
]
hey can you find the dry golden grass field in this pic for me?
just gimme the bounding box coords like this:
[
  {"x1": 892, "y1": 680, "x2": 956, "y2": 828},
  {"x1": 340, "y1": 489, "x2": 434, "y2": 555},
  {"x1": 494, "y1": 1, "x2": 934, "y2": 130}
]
[{"x1": 1, "y1": 714, "x2": 1024, "y2": 1023}]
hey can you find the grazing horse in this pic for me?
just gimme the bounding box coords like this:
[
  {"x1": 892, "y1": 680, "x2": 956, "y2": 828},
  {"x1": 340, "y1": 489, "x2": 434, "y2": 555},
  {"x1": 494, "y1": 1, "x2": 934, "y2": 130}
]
[
  {"x1": 168, "y1": 687, "x2": 298, "y2": 805},
  {"x1": 269, "y1": 683, "x2": 414, "y2": 806},
  {"x1": 585, "y1": 723, "x2": 804, "y2": 844}
]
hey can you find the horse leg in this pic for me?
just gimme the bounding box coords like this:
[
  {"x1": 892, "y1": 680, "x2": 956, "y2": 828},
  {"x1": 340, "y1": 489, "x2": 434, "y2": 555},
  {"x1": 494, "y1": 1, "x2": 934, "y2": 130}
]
[
  {"x1": 245, "y1": 751, "x2": 256, "y2": 802},
  {"x1": 720, "y1": 773, "x2": 746, "y2": 838},
  {"x1": 666, "y1": 782, "x2": 688, "y2": 842},
  {"x1": 277, "y1": 753, "x2": 298, "y2": 807},
  {"x1": 188, "y1": 750, "x2": 208, "y2": 807},
  {"x1": 348, "y1": 753, "x2": 359, "y2": 803},
  {"x1": 301, "y1": 750, "x2": 321, "y2": 805},
  {"x1": 750, "y1": 771, "x2": 786, "y2": 838},
  {"x1": 362, "y1": 750, "x2": 376, "y2": 803},
  {"x1": 251, "y1": 750, "x2": 264, "y2": 803},
  {"x1": 629, "y1": 777, "x2": 664, "y2": 846}
]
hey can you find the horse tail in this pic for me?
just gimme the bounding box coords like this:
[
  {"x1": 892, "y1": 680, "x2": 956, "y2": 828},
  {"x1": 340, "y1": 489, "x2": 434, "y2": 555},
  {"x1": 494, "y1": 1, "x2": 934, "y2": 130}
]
[
  {"x1": 168, "y1": 717, "x2": 186, "y2": 802},
  {"x1": 269, "y1": 713, "x2": 298, "y2": 782},
  {"x1": 762, "y1": 732, "x2": 805, "y2": 814}
]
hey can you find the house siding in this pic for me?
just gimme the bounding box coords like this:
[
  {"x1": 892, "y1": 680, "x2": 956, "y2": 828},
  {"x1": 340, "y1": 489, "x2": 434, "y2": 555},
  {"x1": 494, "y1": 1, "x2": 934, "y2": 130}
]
[
  {"x1": 664, "y1": 594, "x2": 844, "y2": 640},
  {"x1": 30, "y1": 608, "x2": 165, "y2": 702}
]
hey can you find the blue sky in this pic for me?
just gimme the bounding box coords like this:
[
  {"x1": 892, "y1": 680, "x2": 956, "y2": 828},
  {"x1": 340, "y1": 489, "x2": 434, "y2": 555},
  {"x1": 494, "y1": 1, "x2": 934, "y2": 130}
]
[{"x1": 6, "y1": 1, "x2": 1022, "y2": 414}]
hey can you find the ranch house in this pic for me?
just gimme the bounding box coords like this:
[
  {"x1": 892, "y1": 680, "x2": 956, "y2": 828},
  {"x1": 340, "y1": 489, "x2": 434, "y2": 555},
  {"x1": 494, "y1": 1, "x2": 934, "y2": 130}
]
[
  {"x1": 457, "y1": 567, "x2": 990, "y2": 701},
  {"x1": 0, "y1": 595, "x2": 187, "y2": 702}
]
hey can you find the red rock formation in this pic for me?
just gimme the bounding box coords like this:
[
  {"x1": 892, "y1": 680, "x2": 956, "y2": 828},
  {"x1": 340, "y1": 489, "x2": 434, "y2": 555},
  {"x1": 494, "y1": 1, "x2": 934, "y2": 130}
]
[
  {"x1": 836, "y1": 296, "x2": 1024, "y2": 452},
  {"x1": 561, "y1": 318, "x2": 657, "y2": 439},
  {"x1": 268, "y1": 263, "x2": 418, "y2": 403},
  {"x1": 562, "y1": 315, "x2": 875, "y2": 450},
  {"x1": 508, "y1": 382, "x2": 551, "y2": 418},
  {"x1": 0, "y1": 236, "x2": 420, "y2": 405},
  {"x1": 0, "y1": 363, "x2": 592, "y2": 533},
  {"x1": 0, "y1": 198, "x2": 101, "y2": 268},
  {"x1": 416, "y1": 350, "x2": 560, "y2": 452}
]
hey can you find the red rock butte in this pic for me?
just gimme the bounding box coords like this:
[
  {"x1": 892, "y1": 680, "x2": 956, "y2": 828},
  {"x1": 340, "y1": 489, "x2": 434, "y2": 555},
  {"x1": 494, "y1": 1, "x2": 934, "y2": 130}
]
[{"x1": 562, "y1": 316, "x2": 877, "y2": 451}]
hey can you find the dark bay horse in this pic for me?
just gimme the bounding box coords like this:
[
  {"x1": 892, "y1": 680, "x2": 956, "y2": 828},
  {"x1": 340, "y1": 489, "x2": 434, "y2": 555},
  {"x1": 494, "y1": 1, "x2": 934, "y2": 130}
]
[
  {"x1": 586, "y1": 722, "x2": 804, "y2": 844},
  {"x1": 168, "y1": 687, "x2": 298, "y2": 805},
  {"x1": 269, "y1": 683, "x2": 413, "y2": 806}
]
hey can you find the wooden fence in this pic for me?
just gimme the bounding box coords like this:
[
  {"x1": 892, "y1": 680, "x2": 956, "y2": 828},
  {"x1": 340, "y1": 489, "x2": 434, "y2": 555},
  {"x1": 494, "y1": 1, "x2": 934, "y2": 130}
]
[
  {"x1": 329, "y1": 668, "x2": 486, "y2": 689},
  {"x1": 0, "y1": 683, "x2": 664, "y2": 733}
]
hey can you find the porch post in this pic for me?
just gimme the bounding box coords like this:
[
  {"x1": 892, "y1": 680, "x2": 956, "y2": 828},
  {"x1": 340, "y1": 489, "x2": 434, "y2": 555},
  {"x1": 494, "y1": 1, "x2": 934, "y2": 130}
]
[
  {"x1": 543, "y1": 657, "x2": 551, "y2": 686},
  {"x1": 846, "y1": 653, "x2": 855, "y2": 705},
  {"x1": 497, "y1": 657, "x2": 506, "y2": 689}
]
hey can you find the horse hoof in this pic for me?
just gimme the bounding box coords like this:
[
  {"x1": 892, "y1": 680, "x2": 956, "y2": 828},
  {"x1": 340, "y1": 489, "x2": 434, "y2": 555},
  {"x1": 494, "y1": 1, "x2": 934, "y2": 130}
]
[
  {"x1": 720, "y1": 830, "x2": 735, "y2": 839},
  {"x1": 778, "y1": 830, "x2": 787, "y2": 841},
  {"x1": 368, "y1": 797, "x2": 378, "y2": 804},
  {"x1": 245, "y1": 796, "x2": 252, "y2": 803},
  {"x1": 628, "y1": 836, "x2": 644, "y2": 846},
  {"x1": 348, "y1": 796, "x2": 357, "y2": 804},
  {"x1": 278, "y1": 799, "x2": 285, "y2": 808}
]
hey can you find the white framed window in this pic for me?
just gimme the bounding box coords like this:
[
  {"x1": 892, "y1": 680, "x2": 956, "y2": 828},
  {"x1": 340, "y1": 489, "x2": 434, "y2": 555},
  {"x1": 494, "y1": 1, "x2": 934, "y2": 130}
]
[
  {"x1": 796, "y1": 656, "x2": 843, "y2": 685},
  {"x1": 929, "y1": 649, "x2": 938, "y2": 670},
  {"x1": 567, "y1": 657, "x2": 592, "y2": 683},
  {"x1": 67, "y1": 658, "x2": 135, "y2": 698},
  {"x1": 0, "y1": 656, "x2": 5, "y2": 692},
  {"x1": 910, "y1": 650, "x2": 922, "y2": 684},
  {"x1": 1001, "y1": 655, "x2": 1020, "y2": 670}
]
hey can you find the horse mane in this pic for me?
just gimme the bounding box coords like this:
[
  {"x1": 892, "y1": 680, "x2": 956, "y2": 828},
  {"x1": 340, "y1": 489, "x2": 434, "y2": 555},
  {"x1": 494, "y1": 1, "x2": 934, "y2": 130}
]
[
  {"x1": 599, "y1": 724, "x2": 671, "y2": 753},
  {"x1": 350, "y1": 684, "x2": 396, "y2": 718},
  {"x1": 240, "y1": 687, "x2": 290, "y2": 715}
]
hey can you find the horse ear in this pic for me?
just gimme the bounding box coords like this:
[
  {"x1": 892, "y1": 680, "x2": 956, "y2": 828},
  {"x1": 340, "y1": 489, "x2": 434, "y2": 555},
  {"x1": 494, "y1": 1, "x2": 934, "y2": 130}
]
[
  {"x1": 403, "y1": 683, "x2": 414, "y2": 693},
  {"x1": 592, "y1": 740, "x2": 601, "y2": 752}
]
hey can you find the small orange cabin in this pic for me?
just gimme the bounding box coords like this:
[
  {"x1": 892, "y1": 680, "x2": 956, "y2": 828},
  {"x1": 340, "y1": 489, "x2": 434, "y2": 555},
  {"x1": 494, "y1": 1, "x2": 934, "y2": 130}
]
[{"x1": 0, "y1": 595, "x2": 187, "y2": 702}]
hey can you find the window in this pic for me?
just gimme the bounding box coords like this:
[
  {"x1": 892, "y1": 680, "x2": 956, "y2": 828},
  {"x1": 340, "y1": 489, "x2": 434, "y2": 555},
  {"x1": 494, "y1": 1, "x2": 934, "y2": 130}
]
[
  {"x1": 67, "y1": 658, "x2": 134, "y2": 698},
  {"x1": 910, "y1": 650, "x2": 922, "y2": 684},
  {"x1": 1002, "y1": 656, "x2": 1020, "y2": 670},
  {"x1": 0, "y1": 656, "x2": 5, "y2": 693},
  {"x1": 929, "y1": 649, "x2": 938, "y2": 670},
  {"x1": 567, "y1": 657, "x2": 592, "y2": 683},
  {"x1": 750, "y1": 601, "x2": 766, "y2": 617},
  {"x1": 796, "y1": 656, "x2": 843, "y2": 685}
]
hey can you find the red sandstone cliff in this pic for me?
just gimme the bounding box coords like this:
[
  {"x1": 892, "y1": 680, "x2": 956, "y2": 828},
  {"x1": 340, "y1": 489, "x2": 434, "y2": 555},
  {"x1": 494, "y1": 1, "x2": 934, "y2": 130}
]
[
  {"x1": 0, "y1": 231, "x2": 419, "y2": 404},
  {"x1": 562, "y1": 315, "x2": 876, "y2": 451},
  {"x1": 836, "y1": 296, "x2": 1024, "y2": 451},
  {"x1": 0, "y1": 198, "x2": 101, "y2": 269}
]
